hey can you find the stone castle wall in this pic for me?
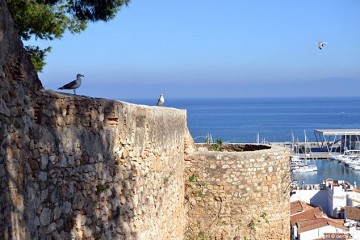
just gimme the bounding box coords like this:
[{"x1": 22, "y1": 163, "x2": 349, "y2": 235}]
[
  {"x1": 10, "y1": 92, "x2": 187, "y2": 239},
  {"x1": 184, "y1": 146, "x2": 291, "y2": 240},
  {"x1": 1, "y1": 87, "x2": 188, "y2": 240},
  {"x1": 1, "y1": 87, "x2": 188, "y2": 239},
  {"x1": 1, "y1": 1, "x2": 290, "y2": 239},
  {"x1": 1, "y1": 1, "x2": 187, "y2": 238}
]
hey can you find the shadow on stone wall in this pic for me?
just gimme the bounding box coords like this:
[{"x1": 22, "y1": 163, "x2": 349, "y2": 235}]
[
  {"x1": 1, "y1": 1, "x2": 186, "y2": 238},
  {"x1": 26, "y1": 91, "x2": 186, "y2": 239},
  {"x1": 25, "y1": 94, "x2": 125, "y2": 239},
  {"x1": 1, "y1": 86, "x2": 187, "y2": 239},
  {"x1": 0, "y1": 88, "x2": 130, "y2": 239},
  {"x1": 1, "y1": 1, "x2": 44, "y2": 238}
]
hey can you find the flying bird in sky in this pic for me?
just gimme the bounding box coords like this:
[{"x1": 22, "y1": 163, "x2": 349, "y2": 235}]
[
  {"x1": 316, "y1": 41, "x2": 327, "y2": 50},
  {"x1": 157, "y1": 94, "x2": 165, "y2": 106},
  {"x1": 58, "y1": 74, "x2": 84, "y2": 95}
]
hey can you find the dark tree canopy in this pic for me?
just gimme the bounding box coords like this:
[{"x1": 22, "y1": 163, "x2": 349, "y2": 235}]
[{"x1": 6, "y1": 0, "x2": 130, "y2": 71}]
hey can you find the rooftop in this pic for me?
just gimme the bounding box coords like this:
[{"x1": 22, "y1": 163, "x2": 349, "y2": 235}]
[
  {"x1": 291, "y1": 201, "x2": 316, "y2": 216},
  {"x1": 344, "y1": 206, "x2": 360, "y2": 221},
  {"x1": 297, "y1": 218, "x2": 346, "y2": 233},
  {"x1": 290, "y1": 207, "x2": 323, "y2": 226},
  {"x1": 314, "y1": 129, "x2": 360, "y2": 136}
]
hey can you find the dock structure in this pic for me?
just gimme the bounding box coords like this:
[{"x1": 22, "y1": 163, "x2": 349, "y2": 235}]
[
  {"x1": 314, "y1": 129, "x2": 360, "y2": 153},
  {"x1": 269, "y1": 129, "x2": 360, "y2": 159}
]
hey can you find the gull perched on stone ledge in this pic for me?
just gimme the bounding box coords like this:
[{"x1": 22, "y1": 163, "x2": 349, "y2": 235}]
[
  {"x1": 157, "y1": 94, "x2": 165, "y2": 106},
  {"x1": 58, "y1": 74, "x2": 84, "y2": 95}
]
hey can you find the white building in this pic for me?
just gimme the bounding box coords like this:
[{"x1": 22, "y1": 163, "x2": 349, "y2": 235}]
[
  {"x1": 291, "y1": 179, "x2": 360, "y2": 218},
  {"x1": 290, "y1": 201, "x2": 349, "y2": 240},
  {"x1": 290, "y1": 179, "x2": 360, "y2": 239},
  {"x1": 296, "y1": 218, "x2": 349, "y2": 240}
]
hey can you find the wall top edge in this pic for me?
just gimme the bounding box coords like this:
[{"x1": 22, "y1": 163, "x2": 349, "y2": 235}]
[
  {"x1": 191, "y1": 145, "x2": 290, "y2": 156},
  {"x1": 42, "y1": 89, "x2": 187, "y2": 113}
]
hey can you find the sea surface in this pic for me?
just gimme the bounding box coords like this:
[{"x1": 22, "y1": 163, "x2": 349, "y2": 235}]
[
  {"x1": 292, "y1": 159, "x2": 360, "y2": 185},
  {"x1": 124, "y1": 96, "x2": 360, "y2": 184}
]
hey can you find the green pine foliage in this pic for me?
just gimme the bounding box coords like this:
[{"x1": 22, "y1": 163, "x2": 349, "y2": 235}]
[
  {"x1": 24, "y1": 45, "x2": 51, "y2": 72},
  {"x1": 6, "y1": 0, "x2": 130, "y2": 71}
]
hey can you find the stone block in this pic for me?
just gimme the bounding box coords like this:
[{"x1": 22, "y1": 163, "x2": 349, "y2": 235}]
[
  {"x1": 59, "y1": 155, "x2": 67, "y2": 168},
  {"x1": 41, "y1": 154, "x2": 49, "y2": 169},
  {"x1": 0, "y1": 97, "x2": 10, "y2": 116},
  {"x1": 72, "y1": 193, "x2": 85, "y2": 210},
  {"x1": 63, "y1": 201, "x2": 72, "y2": 214},
  {"x1": 0, "y1": 163, "x2": 6, "y2": 177},
  {"x1": 53, "y1": 206, "x2": 62, "y2": 220},
  {"x1": 38, "y1": 171, "x2": 48, "y2": 181},
  {"x1": 40, "y1": 207, "x2": 53, "y2": 226},
  {"x1": 46, "y1": 222, "x2": 57, "y2": 234}
]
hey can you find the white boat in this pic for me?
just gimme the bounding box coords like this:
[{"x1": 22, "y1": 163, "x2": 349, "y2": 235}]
[
  {"x1": 347, "y1": 157, "x2": 360, "y2": 170},
  {"x1": 352, "y1": 164, "x2": 360, "y2": 171},
  {"x1": 291, "y1": 154, "x2": 301, "y2": 161},
  {"x1": 292, "y1": 164, "x2": 318, "y2": 173},
  {"x1": 330, "y1": 150, "x2": 360, "y2": 162},
  {"x1": 342, "y1": 156, "x2": 357, "y2": 165},
  {"x1": 290, "y1": 131, "x2": 318, "y2": 173},
  {"x1": 291, "y1": 161, "x2": 318, "y2": 173},
  {"x1": 290, "y1": 156, "x2": 308, "y2": 168}
]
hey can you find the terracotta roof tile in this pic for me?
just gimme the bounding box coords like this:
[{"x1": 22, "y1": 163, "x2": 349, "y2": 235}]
[
  {"x1": 344, "y1": 206, "x2": 360, "y2": 221},
  {"x1": 298, "y1": 218, "x2": 328, "y2": 233},
  {"x1": 298, "y1": 218, "x2": 346, "y2": 233},
  {"x1": 290, "y1": 201, "x2": 316, "y2": 215},
  {"x1": 290, "y1": 207, "x2": 323, "y2": 226}
]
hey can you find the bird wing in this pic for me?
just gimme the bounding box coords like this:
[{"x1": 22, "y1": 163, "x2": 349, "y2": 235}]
[
  {"x1": 61, "y1": 79, "x2": 77, "y2": 89},
  {"x1": 157, "y1": 97, "x2": 164, "y2": 105}
]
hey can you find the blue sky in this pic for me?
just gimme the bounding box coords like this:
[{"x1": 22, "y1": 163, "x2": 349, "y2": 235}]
[{"x1": 29, "y1": 0, "x2": 360, "y2": 100}]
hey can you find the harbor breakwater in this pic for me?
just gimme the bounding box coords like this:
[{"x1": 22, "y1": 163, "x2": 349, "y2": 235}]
[{"x1": 0, "y1": 1, "x2": 290, "y2": 239}]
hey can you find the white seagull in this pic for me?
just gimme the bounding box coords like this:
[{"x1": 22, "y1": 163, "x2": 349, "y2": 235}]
[
  {"x1": 58, "y1": 74, "x2": 84, "y2": 95},
  {"x1": 157, "y1": 94, "x2": 165, "y2": 106},
  {"x1": 316, "y1": 41, "x2": 327, "y2": 50}
]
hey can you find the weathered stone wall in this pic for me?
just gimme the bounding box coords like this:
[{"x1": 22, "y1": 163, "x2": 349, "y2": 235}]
[
  {"x1": 1, "y1": 1, "x2": 186, "y2": 239},
  {"x1": 1, "y1": 90, "x2": 187, "y2": 240},
  {"x1": 1, "y1": 90, "x2": 187, "y2": 239},
  {"x1": 184, "y1": 145, "x2": 291, "y2": 240}
]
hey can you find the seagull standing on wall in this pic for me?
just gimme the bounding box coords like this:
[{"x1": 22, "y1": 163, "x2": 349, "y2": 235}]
[
  {"x1": 157, "y1": 94, "x2": 165, "y2": 106},
  {"x1": 316, "y1": 41, "x2": 327, "y2": 50},
  {"x1": 58, "y1": 74, "x2": 84, "y2": 95}
]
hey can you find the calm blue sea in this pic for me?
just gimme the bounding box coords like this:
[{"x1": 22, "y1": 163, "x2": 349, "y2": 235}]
[
  {"x1": 126, "y1": 96, "x2": 360, "y2": 143},
  {"x1": 125, "y1": 96, "x2": 360, "y2": 184}
]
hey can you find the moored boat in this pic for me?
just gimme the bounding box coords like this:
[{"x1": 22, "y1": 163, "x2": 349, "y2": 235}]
[{"x1": 292, "y1": 164, "x2": 318, "y2": 173}]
